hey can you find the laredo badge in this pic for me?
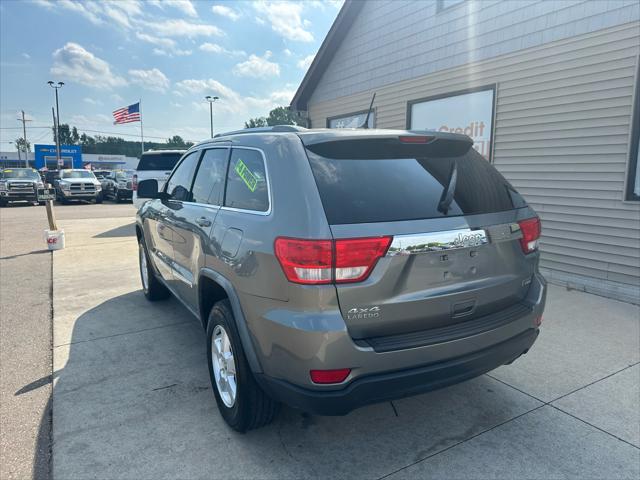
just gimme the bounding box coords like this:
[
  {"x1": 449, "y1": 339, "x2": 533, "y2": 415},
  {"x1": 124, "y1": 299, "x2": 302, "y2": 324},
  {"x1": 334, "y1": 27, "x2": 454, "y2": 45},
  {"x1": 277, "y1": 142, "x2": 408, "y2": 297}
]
[{"x1": 235, "y1": 159, "x2": 258, "y2": 192}]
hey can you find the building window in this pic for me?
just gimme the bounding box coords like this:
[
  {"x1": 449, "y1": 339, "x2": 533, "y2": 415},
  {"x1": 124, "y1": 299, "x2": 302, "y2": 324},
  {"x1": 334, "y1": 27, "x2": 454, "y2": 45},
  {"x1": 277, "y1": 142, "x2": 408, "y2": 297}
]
[
  {"x1": 626, "y1": 61, "x2": 640, "y2": 201},
  {"x1": 407, "y1": 85, "x2": 496, "y2": 161},
  {"x1": 327, "y1": 110, "x2": 375, "y2": 129},
  {"x1": 437, "y1": 0, "x2": 465, "y2": 13}
]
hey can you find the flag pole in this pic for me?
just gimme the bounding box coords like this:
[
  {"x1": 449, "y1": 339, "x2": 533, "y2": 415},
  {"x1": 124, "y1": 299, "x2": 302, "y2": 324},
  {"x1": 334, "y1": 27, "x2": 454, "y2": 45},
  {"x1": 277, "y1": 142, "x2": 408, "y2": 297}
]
[{"x1": 139, "y1": 99, "x2": 144, "y2": 155}]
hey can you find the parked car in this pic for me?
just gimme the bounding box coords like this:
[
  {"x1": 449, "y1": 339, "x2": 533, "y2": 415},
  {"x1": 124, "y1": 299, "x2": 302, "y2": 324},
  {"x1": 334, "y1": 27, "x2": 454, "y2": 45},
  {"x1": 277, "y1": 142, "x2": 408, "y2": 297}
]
[
  {"x1": 135, "y1": 126, "x2": 546, "y2": 432},
  {"x1": 102, "y1": 169, "x2": 134, "y2": 202},
  {"x1": 0, "y1": 168, "x2": 45, "y2": 207},
  {"x1": 132, "y1": 150, "x2": 185, "y2": 209},
  {"x1": 55, "y1": 169, "x2": 103, "y2": 204},
  {"x1": 93, "y1": 170, "x2": 111, "y2": 180}
]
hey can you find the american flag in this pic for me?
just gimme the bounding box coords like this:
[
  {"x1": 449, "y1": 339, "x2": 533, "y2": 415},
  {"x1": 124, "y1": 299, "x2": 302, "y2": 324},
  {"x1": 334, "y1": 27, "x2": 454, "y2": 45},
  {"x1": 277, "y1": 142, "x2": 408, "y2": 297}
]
[{"x1": 112, "y1": 102, "x2": 141, "y2": 124}]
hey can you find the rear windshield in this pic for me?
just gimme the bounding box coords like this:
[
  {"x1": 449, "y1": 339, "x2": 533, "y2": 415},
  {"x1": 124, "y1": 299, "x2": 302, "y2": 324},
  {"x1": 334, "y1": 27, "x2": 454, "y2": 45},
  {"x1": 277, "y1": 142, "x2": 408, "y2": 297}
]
[
  {"x1": 306, "y1": 147, "x2": 526, "y2": 225},
  {"x1": 136, "y1": 153, "x2": 183, "y2": 171}
]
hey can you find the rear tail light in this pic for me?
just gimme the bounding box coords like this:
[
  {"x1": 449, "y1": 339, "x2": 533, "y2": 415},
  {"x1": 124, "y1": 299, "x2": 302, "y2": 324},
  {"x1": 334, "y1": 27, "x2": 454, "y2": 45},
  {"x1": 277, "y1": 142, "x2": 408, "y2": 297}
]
[
  {"x1": 310, "y1": 368, "x2": 351, "y2": 384},
  {"x1": 274, "y1": 236, "x2": 392, "y2": 285},
  {"x1": 518, "y1": 217, "x2": 541, "y2": 254},
  {"x1": 334, "y1": 237, "x2": 392, "y2": 283},
  {"x1": 132, "y1": 174, "x2": 138, "y2": 191},
  {"x1": 274, "y1": 238, "x2": 332, "y2": 284}
]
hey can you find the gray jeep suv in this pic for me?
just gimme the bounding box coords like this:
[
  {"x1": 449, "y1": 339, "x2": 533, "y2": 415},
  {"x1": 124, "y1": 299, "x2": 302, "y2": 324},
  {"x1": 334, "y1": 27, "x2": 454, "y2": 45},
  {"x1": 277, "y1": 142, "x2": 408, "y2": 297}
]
[{"x1": 135, "y1": 126, "x2": 546, "y2": 432}]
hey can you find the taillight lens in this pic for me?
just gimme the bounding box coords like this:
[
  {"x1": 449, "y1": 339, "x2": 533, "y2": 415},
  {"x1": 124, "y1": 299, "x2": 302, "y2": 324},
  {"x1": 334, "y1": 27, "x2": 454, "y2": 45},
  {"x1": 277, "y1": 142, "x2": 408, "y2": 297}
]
[
  {"x1": 518, "y1": 217, "x2": 541, "y2": 254},
  {"x1": 132, "y1": 174, "x2": 138, "y2": 191},
  {"x1": 310, "y1": 368, "x2": 351, "y2": 384},
  {"x1": 274, "y1": 236, "x2": 391, "y2": 284},
  {"x1": 334, "y1": 237, "x2": 392, "y2": 283},
  {"x1": 274, "y1": 238, "x2": 333, "y2": 284}
]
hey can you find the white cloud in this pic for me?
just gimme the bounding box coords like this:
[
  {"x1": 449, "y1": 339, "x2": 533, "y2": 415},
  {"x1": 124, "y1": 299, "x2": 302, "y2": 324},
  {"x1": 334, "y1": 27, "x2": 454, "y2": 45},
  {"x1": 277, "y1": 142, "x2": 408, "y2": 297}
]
[
  {"x1": 149, "y1": 0, "x2": 198, "y2": 17},
  {"x1": 50, "y1": 42, "x2": 126, "y2": 89},
  {"x1": 129, "y1": 68, "x2": 170, "y2": 93},
  {"x1": 152, "y1": 47, "x2": 192, "y2": 57},
  {"x1": 135, "y1": 32, "x2": 176, "y2": 49},
  {"x1": 166, "y1": 0, "x2": 197, "y2": 17},
  {"x1": 175, "y1": 78, "x2": 294, "y2": 118},
  {"x1": 83, "y1": 97, "x2": 103, "y2": 106},
  {"x1": 143, "y1": 19, "x2": 223, "y2": 38},
  {"x1": 199, "y1": 43, "x2": 246, "y2": 57},
  {"x1": 111, "y1": 93, "x2": 124, "y2": 103},
  {"x1": 21, "y1": 53, "x2": 31, "y2": 59},
  {"x1": 283, "y1": 48, "x2": 292, "y2": 57},
  {"x1": 254, "y1": 1, "x2": 313, "y2": 42},
  {"x1": 211, "y1": 4, "x2": 240, "y2": 21},
  {"x1": 297, "y1": 53, "x2": 315, "y2": 70},
  {"x1": 233, "y1": 51, "x2": 280, "y2": 78}
]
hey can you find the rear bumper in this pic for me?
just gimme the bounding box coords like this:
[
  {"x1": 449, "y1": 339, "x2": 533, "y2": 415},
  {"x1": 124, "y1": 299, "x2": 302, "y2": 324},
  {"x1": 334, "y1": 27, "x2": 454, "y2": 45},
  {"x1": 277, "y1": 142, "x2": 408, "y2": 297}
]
[{"x1": 255, "y1": 328, "x2": 538, "y2": 415}]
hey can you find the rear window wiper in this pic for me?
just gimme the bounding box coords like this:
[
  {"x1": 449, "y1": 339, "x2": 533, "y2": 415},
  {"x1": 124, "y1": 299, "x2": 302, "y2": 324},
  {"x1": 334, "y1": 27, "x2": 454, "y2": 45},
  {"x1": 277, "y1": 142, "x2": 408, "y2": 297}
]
[{"x1": 437, "y1": 160, "x2": 457, "y2": 215}]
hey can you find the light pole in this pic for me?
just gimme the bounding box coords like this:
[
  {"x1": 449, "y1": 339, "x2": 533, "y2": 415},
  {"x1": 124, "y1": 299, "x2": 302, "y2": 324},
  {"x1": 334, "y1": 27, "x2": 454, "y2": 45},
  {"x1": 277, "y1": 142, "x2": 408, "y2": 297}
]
[
  {"x1": 205, "y1": 95, "x2": 219, "y2": 138},
  {"x1": 48, "y1": 81, "x2": 64, "y2": 167}
]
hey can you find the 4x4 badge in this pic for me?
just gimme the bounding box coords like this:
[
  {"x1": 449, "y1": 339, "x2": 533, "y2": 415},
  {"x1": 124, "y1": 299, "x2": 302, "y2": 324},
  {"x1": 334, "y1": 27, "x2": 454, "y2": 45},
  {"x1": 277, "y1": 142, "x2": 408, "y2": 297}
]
[{"x1": 346, "y1": 306, "x2": 381, "y2": 320}]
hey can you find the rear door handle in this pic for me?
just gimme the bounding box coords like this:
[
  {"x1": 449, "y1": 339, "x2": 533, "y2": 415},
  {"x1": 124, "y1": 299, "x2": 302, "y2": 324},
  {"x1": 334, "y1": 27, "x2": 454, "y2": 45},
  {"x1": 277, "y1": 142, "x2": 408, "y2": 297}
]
[{"x1": 195, "y1": 217, "x2": 212, "y2": 227}]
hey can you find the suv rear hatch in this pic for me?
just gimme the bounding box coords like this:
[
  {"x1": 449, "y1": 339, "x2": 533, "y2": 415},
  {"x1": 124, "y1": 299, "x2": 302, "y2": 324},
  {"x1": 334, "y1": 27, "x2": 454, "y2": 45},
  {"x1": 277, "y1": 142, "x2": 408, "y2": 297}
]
[{"x1": 302, "y1": 132, "x2": 538, "y2": 340}]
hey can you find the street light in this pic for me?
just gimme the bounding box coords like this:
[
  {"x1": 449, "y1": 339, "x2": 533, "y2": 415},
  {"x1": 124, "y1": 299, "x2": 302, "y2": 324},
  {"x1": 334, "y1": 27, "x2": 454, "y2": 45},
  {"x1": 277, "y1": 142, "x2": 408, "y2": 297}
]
[
  {"x1": 205, "y1": 95, "x2": 219, "y2": 138},
  {"x1": 48, "y1": 81, "x2": 64, "y2": 167}
]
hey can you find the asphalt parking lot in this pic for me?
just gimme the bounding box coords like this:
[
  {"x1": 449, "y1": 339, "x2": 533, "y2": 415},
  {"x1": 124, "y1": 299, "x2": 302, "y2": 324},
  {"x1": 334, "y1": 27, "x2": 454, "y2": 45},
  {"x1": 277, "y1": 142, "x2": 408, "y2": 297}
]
[{"x1": 2, "y1": 202, "x2": 639, "y2": 479}]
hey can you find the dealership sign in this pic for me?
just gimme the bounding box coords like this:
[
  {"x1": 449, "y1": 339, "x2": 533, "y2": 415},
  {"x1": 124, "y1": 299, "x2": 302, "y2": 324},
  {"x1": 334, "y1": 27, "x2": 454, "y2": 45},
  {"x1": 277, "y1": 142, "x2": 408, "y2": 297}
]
[
  {"x1": 34, "y1": 144, "x2": 83, "y2": 169},
  {"x1": 409, "y1": 86, "x2": 495, "y2": 161}
]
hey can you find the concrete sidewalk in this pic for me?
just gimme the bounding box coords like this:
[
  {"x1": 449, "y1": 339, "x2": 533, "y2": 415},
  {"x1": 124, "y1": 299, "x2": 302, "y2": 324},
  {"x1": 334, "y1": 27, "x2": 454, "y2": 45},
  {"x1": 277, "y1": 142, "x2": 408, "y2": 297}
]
[{"x1": 51, "y1": 215, "x2": 639, "y2": 479}]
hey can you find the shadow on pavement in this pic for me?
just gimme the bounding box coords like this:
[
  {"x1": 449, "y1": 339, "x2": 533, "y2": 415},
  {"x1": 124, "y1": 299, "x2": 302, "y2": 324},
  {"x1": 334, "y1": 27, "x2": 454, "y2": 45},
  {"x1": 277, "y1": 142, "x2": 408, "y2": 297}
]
[
  {"x1": 93, "y1": 223, "x2": 135, "y2": 238},
  {"x1": 37, "y1": 288, "x2": 548, "y2": 479},
  {"x1": 0, "y1": 250, "x2": 49, "y2": 260}
]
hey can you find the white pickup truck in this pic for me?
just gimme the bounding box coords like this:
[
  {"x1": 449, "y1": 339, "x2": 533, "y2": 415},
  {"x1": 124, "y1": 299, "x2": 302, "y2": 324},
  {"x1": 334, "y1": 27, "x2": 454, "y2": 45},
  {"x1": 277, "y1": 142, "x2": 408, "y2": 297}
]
[{"x1": 132, "y1": 150, "x2": 185, "y2": 209}]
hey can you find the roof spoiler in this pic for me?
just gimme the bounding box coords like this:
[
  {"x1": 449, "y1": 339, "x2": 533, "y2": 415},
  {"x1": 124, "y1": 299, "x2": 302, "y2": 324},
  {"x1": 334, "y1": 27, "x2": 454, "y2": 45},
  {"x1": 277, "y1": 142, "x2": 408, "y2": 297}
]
[{"x1": 303, "y1": 132, "x2": 474, "y2": 158}]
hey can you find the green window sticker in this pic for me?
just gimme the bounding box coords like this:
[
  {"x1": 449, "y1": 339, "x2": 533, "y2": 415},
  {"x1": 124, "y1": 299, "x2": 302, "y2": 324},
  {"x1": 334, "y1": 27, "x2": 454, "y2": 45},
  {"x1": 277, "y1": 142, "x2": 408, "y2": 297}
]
[{"x1": 234, "y1": 159, "x2": 258, "y2": 192}]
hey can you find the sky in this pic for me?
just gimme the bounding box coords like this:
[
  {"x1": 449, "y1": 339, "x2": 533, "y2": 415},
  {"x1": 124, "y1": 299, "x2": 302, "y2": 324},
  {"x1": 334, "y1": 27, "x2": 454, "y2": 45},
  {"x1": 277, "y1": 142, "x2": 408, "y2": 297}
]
[{"x1": 0, "y1": 0, "x2": 341, "y2": 149}]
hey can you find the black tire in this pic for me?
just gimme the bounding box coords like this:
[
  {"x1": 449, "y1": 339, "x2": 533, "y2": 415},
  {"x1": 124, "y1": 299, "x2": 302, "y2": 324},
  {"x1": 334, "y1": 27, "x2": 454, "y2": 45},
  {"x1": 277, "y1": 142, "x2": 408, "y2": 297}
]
[
  {"x1": 0, "y1": 199, "x2": 7, "y2": 207},
  {"x1": 95, "y1": 196, "x2": 103, "y2": 204},
  {"x1": 38, "y1": 201, "x2": 46, "y2": 206},
  {"x1": 138, "y1": 238, "x2": 170, "y2": 301},
  {"x1": 206, "y1": 299, "x2": 279, "y2": 432}
]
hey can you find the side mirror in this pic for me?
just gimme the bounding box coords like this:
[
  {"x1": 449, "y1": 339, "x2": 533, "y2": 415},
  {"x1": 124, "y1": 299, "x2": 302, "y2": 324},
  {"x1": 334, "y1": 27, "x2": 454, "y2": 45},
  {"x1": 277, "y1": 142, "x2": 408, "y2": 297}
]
[{"x1": 137, "y1": 179, "x2": 163, "y2": 199}]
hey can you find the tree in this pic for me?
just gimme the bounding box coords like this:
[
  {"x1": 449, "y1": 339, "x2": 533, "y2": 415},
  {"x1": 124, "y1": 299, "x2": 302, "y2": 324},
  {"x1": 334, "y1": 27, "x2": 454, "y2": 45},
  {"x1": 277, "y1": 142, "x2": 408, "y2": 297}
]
[
  {"x1": 166, "y1": 135, "x2": 194, "y2": 149},
  {"x1": 54, "y1": 123, "x2": 80, "y2": 145},
  {"x1": 14, "y1": 137, "x2": 30, "y2": 153},
  {"x1": 244, "y1": 106, "x2": 305, "y2": 128},
  {"x1": 265, "y1": 106, "x2": 304, "y2": 126},
  {"x1": 244, "y1": 117, "x2": 268, "y2": 128}
]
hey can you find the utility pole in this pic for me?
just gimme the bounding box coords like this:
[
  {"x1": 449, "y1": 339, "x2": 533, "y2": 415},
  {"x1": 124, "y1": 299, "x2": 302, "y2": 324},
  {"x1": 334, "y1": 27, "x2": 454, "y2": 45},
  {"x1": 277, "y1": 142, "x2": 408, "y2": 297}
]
[
  {"x1": 48, "y1": 81, "x2": 64, "y2": 167},
  {"x1": 17, "y1": 110, "x2": 31, "y2": 167}
]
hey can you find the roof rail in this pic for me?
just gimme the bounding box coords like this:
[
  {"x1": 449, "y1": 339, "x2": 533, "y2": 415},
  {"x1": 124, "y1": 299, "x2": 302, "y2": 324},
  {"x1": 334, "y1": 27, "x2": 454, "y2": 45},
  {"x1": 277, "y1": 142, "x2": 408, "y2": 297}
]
[{"x1": 214, "y1": 125, "x2": 307, "y2": 138}]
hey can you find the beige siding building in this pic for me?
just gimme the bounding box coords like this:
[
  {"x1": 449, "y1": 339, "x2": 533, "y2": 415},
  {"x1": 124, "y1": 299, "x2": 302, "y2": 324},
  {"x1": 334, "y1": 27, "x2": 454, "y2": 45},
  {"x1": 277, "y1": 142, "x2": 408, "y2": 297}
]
[{"x1": 291, "y1": 0, "x2": 640, "y2": 304}]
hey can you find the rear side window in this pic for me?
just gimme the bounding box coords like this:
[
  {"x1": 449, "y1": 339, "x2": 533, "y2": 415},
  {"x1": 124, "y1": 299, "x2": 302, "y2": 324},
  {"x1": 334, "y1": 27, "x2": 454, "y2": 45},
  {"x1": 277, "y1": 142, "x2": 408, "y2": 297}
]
[
  {"x1": 166, "y1": 151, "x2": 199, "y2": 201},
  {"x1": 307, "y1": 147, "x2": 526, "y2": 225},
  {"x1": 136, "y1": 152, "x2": 183, "y2": 171},
  {"x1": 224, "y1": 149, "x2": 269, "y2": 212},
  {"x1": 191, "y1": 148, "x2": 229, "y2": 205}
]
